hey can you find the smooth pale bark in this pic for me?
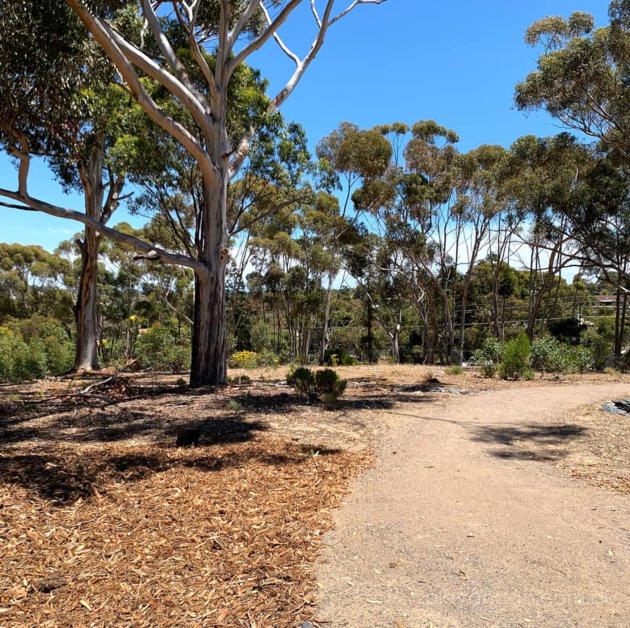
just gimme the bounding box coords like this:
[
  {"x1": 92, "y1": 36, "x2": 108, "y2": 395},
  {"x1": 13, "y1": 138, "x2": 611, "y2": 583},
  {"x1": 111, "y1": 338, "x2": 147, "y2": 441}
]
[
  {"x1": 74, "y1": 226, "x2": 101, "y2": 370},
  {"x1": 63, "y1": 0, "x2": 385, "y2": 387}
]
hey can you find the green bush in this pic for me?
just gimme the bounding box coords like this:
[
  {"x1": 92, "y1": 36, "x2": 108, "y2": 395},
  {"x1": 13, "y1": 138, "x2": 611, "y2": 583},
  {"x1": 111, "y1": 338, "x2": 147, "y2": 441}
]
[
  {"x1": 523, "y1": 368, "x2": 536, "y2": 381},
  {"x1": 472, "y1": 337, "x2": 504, "y2": 378},
  {"x1": 287, "y1": 366, "x2": 314, "y2": 398},
  {"x1": 135, "y1": 324, "x2": 190, "y2": 372},
  {"x1": 43, "y1": 334, "x2": 74, "y2": 374},
  {"x1": 582, "y1": 330, "x2": 610, "y2": 371},
  {"x1": 0, "y1": 325, "x2": 74, "y2": 382},
  {"x1": 531, "y1": 336, "x2": 594, "y2": 375},
  {"x1": 256, "y1": 350, "x2": 281, "y2": 368},
  {"x1": 571, "y1": 345, "x2": 594, "y2": 374},
  {"x1": 287, "y1": 366, "x2": 347, "y2": 403},
  {"x1": 324, "y1": 348, "x2": 359, "y2": 367},
  {"x1": 250, "y1": 321, "x2": 274, "y2": 353},
  {"x1": 531, "y1": 336, "x2": 567, "y2": 374},
  {"x1": 498, "y1": 333, "x2": 531, "y2": 380},
  {"x1": 445, "y1": 365, "x2": 463, "y2": 375}
]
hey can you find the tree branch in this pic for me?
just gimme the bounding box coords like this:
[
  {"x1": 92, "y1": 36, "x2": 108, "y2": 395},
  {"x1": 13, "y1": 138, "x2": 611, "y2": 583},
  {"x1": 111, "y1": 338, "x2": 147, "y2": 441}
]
[
  {"x1": 0, "y1": 189, "x2": 204, "y2": 273},
  {"x1": 65, "y1": 0, "x2": 217, "y2": 184}
]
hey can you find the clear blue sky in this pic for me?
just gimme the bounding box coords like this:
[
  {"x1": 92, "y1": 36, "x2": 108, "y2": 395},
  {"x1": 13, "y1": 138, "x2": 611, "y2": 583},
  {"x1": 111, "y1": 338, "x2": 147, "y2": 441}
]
[{"x1": 0, "y1": 0, "x2": 610, "y2": 251}]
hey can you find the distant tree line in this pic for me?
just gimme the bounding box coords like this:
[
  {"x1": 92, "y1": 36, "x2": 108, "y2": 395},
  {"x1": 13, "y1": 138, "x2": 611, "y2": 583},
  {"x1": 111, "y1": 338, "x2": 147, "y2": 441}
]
[{"x1": 0, "y1": 0, "x2": 628, "y2": 382}]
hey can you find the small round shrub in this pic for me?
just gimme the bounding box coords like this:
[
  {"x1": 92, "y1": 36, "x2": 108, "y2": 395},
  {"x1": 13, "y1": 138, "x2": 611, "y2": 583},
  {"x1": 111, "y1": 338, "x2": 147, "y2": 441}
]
[
  {"x1": 287, "y1": 366, "x2": 347, "y2": 403},
  {"x1": 445, "y1": 365, "x2": 463, "y2": 375},
  {"x1": 472, "y1": 337, "x2": 504, "y2": 378}
]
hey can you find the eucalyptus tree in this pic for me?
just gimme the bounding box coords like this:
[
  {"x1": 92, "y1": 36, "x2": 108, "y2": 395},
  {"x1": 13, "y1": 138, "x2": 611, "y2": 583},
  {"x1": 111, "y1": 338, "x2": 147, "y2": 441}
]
[
  {"x1": 516, "y1": 3, "x2": 630, "y2": 164},
  {"x1": 315, "y1": 122, "x2": 392, "y2": 362},
  {"x1": 44, "y1": 0, "x2": 387, "y2": 387},
  {"x1": 0, "y1": 0, "x2": 134, "y2": 371},
  {"x1": 452, "y1": 144, "x2": 510, "y2": 362},
  {"x1": 555, "y1": 157, "x2": 630, "y2": 360},
  {"x1": 352, "y1": 120, "x2": 463, "y2": 362},
  {"x1": 505, "y1": 134, "x2": 593, "y2": 338}
]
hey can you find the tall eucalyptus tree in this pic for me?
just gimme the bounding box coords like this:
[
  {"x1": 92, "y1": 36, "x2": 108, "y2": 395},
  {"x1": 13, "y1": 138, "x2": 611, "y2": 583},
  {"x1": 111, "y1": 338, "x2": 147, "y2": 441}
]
[{"x1": 53, "y1": 0, "x2": 386, "y2": 386}]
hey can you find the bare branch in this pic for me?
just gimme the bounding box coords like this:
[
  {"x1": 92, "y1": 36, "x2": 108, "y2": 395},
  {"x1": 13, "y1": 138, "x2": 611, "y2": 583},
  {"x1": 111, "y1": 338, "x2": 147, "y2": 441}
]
[
  {"x1": 310, "y1": 0, "x2": 322, "y2": 27},
  {"x1": 0, "y1": 188, "x2": 204, "y2": 273},
  {"x1": 260, "y1": 3, "x2": 300, "y2": 67},
  {"x1": 65, "y1": 0, "x2": 217, "y2": 183},
  {"x1": 226, "y1": 0, "x2": 302, "y2": 79},
  {"x1": 140, "y1": 0, "x2": 199, "y2": 93},
  {"x1": 329, "y1": 0, "x2": 386, "y2": 27},
  {"x1": 227, "y1": 0, "x2": 263, "y2": 49}
]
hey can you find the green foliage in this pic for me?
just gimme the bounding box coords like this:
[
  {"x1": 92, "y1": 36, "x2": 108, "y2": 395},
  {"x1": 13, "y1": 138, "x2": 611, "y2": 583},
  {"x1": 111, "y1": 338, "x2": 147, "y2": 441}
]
[
  {"x1": 583, "y1": 331, "x2": 610, "y2": 371},
  {"x1": 135, "y1": 324, "x2": 190, "y2": 373},
  {"x1": 0, "y1": 316, "x2": 75, "y2": 382},
  {"x1": 498, "y1": 333, "x2": 531, "y2": 380},
  {"x1": 531, "y1": 335, "x2": 569, "y2": 373},
  {"x1": 228, "y1": 374, "x2": 252, "y2": 385},
  {"x1": 472, "y1": 337, "x2": 505, "y2": 378},
  {"x1": 287, "y1": 366, "x2": 347, "y2": 403},
  {"x1": 523, "y1": 368, "x2": 536, "y2": 381},
  {"x1": 250, "y1": 321, "x2": 274, "y2": 353},
  {"x1": 444, "y1": 365, "x2": 463, "y2": 375},
  {"x1": 227, "y1": 399, "x2": 244, "y2": 412},
  {"x1": 572, "y1": 345, "x2": 594, "y2": 374},
  {"x1": 531, "y1": 336, "x2": 595, "y2": 374},
  {"x1": 324, "y1": 348, "x2": 359, "y2": 367}
]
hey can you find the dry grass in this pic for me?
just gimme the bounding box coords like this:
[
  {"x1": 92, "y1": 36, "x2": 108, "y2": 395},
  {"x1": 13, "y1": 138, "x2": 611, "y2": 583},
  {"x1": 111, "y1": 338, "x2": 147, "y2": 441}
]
[{"x1": 557, "y1": 404, "x2": 630, "y2": 494}]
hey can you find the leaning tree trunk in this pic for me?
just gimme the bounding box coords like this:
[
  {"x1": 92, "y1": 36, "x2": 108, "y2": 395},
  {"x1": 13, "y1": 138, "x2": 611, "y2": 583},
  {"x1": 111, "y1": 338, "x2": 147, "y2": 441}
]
[{"x1": 73, "y1": 226, "x2": 101, "y2": 371}]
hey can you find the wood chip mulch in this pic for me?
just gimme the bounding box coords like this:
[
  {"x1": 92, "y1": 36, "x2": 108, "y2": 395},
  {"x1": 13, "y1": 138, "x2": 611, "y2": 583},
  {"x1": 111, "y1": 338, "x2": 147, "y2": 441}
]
[
  {"x1": 0, "y1": 436, "x2": 372, "y2": 627},
  {"x1": 557, "y1": 406, "x2": 630, "y2": 494}
]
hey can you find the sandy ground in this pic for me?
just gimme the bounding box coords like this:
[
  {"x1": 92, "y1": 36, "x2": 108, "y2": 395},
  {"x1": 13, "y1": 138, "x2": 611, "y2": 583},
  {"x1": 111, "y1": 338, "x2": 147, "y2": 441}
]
[{"x1": 315, "y1": 383, "x2": 630, "y2": 628}]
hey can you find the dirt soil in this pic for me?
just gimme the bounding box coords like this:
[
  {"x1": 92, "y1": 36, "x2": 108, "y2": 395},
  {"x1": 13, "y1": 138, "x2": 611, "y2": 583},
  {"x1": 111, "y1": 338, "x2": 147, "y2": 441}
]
[
  {"x1": 315, "y1": 381, "x2": 630, "y2": 628},
  {"x1": 1, "y1": 367, "x2": 629, "y2": 627}
]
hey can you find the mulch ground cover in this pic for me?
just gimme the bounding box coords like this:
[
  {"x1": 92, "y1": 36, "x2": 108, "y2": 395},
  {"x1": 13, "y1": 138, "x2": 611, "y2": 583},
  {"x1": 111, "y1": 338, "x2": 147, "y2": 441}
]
[
  {"x1": 557, "y1": 405, "x2": 630, "y2": 494},
  {"x1": 0, "y1": 435, "x2": 371, "y2": 627}
]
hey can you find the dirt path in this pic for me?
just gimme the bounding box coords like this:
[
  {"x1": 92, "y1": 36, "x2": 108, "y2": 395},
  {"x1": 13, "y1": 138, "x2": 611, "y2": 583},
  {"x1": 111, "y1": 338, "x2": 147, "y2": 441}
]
[{"x1": 316, "y1": 383, "x2": 630, "y2": 627}]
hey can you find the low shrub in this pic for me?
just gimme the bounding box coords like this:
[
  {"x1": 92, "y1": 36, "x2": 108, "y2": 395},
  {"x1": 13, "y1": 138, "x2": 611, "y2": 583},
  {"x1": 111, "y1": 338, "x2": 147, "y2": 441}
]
[
  {"x1": 498, "y1": 333, "x2": 530, "y2": 380},
  {"x1": 287, "y1": 366, "x2": 347, "y2": 403},
  {"x1": 230, "y1": 350, "x2": 259, "y2": 369},
  {"x1": 135, "y1": 324, "x2": 190, "y2": 372},
  {"x1": 228, "y1": 374, "x2": 252, "y2": 384},
  {"x1": 531, "y1": 336, "x2": 568, "y2": 374},
  {"x1": 531, "y1": 336, "x2": 594, "y2": 375},
  {"x1": 572, "y1": 345, "x2": 594, "y2": 374},
  {"x1": 256, "y1": 350, "x2": 281, "y2": 368},
  {"x1": 444, "y1": 365, "x2": 463, "y2": 375},
  {"x1": 472, "y1": 337, "x2": 504, "y2": 379},
  {"x1": 0, "y1": 325, "x2": 74, "y2": 382},
  {"x1": 324, "y1": 348, "x2": 359, "y2": 367}
]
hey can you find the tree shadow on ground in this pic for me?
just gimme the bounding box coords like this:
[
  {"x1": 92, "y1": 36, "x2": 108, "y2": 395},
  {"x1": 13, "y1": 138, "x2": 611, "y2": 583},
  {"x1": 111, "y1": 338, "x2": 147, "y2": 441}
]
[
  {"x1": 470, "y1": 423, "x2": 588, "y2": 462},
  {"x1": 229, "y1": 391, "x2": 437, "y2": 414},
  {"x1": 0, "y1": 409, "x2": 268, "y2": 448},
  {"x1": 0, "y1": 437, "x2": 341, "y2": 505}
]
